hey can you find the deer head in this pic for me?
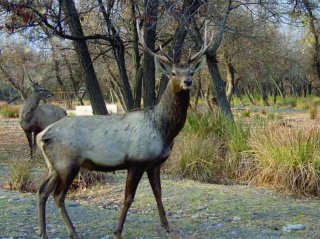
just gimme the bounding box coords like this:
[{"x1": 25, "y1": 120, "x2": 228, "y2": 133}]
[
  {"x1": 29, "y1": 81, "x2": 53, "y2": 99},
  {"x1": 137, "y1": 22, "x2": 213, "y2": 93},
  {"x1": 25, "y1": 69, "x2": 54, "y2": 100}
]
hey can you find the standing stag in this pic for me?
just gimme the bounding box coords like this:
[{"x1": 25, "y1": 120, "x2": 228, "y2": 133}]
[
  {"x1": 36, "y1": 25, "x2": 212, "y2": 239},
  {"x1": 19, "y1": 80, "x2": 66, "y2": 160}
]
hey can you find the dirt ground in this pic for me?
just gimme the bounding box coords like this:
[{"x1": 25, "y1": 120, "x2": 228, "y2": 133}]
[{"x1": 1, "y1": 116, "x2": 320, "y2": 239}]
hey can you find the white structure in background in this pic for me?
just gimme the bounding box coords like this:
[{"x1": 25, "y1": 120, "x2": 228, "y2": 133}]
[{"x1": 75, "y1": 104, "x2": 118, "y2": 115}]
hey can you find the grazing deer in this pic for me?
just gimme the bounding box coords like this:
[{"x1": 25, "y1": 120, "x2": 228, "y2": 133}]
[
  {"x1": 19, "y1": 80, "x2": 66, "y2": 160},
  {"x1": 36, "y1": 25, "x2": 212, "y2": 239}
]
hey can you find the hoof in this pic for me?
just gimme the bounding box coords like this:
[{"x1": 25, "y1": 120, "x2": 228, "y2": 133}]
[
  {"x1": 113, "y1": 232, "x2": 122, "y2": 239},
  {"x1": 69, "y1": 232, "x2": 78, "y2": 239},
  {"x1": 39, "y1": 233, "x2": 48, "y2": 239},
  {"x1": 162, "y1": 223, "x2": 171, "y2": 233}
]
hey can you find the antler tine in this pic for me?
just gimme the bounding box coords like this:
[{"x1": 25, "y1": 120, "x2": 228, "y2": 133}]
[
  {"x1": 159, "y1": 45, "x2": 173, "y2": 64},
  {"x1": 189, "y1": 21, "x2": 214, "y2": 63},
  {"x1": 136, "y1": 20, "x2": 172, "y2": 64},
  {"x1": 23, "y1": 64, "x2": 34, "y2": 85}
]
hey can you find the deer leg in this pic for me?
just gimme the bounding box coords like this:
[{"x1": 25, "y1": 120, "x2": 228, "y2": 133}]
[
  {"x1": 38, "y1": 172, "x2": 59, "y2": 239},
  {"x1": 25, "y1": 131, "x2": 33, "y2": 160},
  {"x1": 147, "y1": 165, "x2": 170, "y2": 232},
  {"x1": 33, "y1": 132, "x2": 38, "y2": 160},
  {"x1": 53, "y1": 165, "x2": 80, "y2": 239},
  {"x1": 114, "y1": 166, "x2": 145, "y2": 238}
]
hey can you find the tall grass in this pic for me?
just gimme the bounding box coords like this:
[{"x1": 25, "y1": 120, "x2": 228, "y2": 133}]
[
  {"x1": 243, "y1": 126, "x2": 320, "y2": 196},
  {"x1": 166, "y1": 110, "x2": 320, "y2": 196},
  {"x1": 166, "y1": 111, "x2": 250, "y2": 183}
]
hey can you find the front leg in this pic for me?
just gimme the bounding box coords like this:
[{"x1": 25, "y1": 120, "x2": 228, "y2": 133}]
[{"x1": 147, "y1": 165, "x2": 170, "y2": 232}]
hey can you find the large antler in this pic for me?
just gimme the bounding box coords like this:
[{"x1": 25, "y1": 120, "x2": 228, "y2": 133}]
[
  {"x1": 188, "y1": 21, "x2": 214, "y2": 63},
  {"x1": 136, "y1": 20, "x2": 173, "y2": 64}
]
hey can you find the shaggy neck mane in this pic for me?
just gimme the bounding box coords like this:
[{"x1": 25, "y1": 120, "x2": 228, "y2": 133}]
[{"x1": 153, "y1": 84, "x2": 190, "y2": 144}]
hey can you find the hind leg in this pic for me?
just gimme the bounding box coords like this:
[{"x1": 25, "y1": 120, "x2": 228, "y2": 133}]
[
  {"x1": 38, "y1": 172, "x2": 59, "y2": 239},
  {"x1": 53, "y1": 165, "x2": 80, "y2": 239}
]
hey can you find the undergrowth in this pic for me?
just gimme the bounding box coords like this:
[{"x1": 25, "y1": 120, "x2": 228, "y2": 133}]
[
  {"x1": 166, "y1": 110, "x2": 320, "y2": 196},
  {"x1": 166, "y1": 111, "x2": 249, "y2": 183}
]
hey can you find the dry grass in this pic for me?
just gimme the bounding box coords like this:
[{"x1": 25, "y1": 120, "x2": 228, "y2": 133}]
[
  {"x1": 166, "y1": 133, "x2": 228, "y2": 183},
  {"x1": 71, "y1": 169, "x2": 107, "y2": 190},
  {"x1": 0, "y1": 103, "x2": 20, "y2": 118},
  {"x1": 166, "y1": 111, "x2": 320, "y2": 196},
  {"x1": 6, "y1": 156, "x2": 37, "y2": 192},
  {"x1": 241, "y1": 125, "x2": 320, "y2": 196},
  {"x1": 308, "y1": 103, "x2": 318, "y2": 119}
]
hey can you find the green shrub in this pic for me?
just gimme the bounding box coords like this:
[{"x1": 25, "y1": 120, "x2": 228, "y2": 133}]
[{"x1": 0, "y1": 104, "x2": 20, "y2": 118}]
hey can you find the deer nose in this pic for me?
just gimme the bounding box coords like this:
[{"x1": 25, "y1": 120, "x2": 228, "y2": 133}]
[{"x1": 184, "y1": 80, "x2": 192, "y2": 86}]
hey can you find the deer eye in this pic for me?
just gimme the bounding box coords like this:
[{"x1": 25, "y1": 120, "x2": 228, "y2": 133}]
[
  {"x1": 190, "y1": 72, "x2": 194, "y2": 76},
  {"x1": 171, "y1": 72, "x2": 176, "y2": 76}
]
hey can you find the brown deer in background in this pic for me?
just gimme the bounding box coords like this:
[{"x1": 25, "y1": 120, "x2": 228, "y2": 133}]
[
  {"x1": 19, "y1": 80, "x2": 66, "y2": 160},
  {"x1": 36, "y1": 25, "x2": 212, "y2": 239}
]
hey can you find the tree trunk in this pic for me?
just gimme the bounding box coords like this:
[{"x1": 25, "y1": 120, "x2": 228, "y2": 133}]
[
  {"x1": 129, "y1": 0, "x2": 143, "y2": 109},
  {"x1": 62, "y1": 0, "x2": 107, "y2": 115},
  {"x1": 225, "y1": 61, "x2": 236, "y2": 102},
  {"x1": 63, "y1": 56, "x2": 84, "y2": 105},
  {"x1": 206, "y1": 51, "x2": 233, "y2": 118},
  {"x1": 261, "y1": 83, "x2": 269, "y2": 106},
  {"x1": 302, "y1": 0, "x2": 320, "y2": 86},
  {"x1": 142, "y1": 0, "x2": 158, "y2": 107},
  {"x1": 133, "y1": 66, "x2": 143, "y2": 108},
  {"x1": 98, "y1": 0, "x2": 134, "y2": 111}
]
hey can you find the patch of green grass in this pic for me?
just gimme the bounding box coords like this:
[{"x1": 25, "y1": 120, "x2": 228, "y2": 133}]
[
  {"x1": 241, "y1": 109, "x2": 251, "y2": 118},
  {"x1": 276, "y1": 97, "x2": 297, "y2": 108}
]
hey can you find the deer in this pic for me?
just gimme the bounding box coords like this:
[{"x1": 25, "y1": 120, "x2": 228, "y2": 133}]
[
  {"x1": 19, "y1": 79, "x2": 67, "y2": 160},
  {"x1": 36, "y1": 23, "x2": 212, "y2": 239}
]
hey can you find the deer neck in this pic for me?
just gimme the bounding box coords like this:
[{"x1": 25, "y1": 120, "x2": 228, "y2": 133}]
[
  {"x1": 20, "y1": 93, "x2": 41, "y2": 122},
  {"x1": 153, "y1": 83, "x2": 190, "y2": 144}
]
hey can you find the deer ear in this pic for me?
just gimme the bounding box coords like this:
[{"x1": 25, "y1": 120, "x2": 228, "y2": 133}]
[
  {"x1": 191, "y1": 56, "x2": 206, "y2": 73},
  {"x1": 155, "y1": 57, "x2": 172, "y2": 74}
]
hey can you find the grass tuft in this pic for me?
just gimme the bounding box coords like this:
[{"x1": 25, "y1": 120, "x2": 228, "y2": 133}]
[
  {"x1": 7, "y1": 157, "x2": 36, "y2": 192},
  {"x1": 166, "y1": 111, "x2": 249, "y2": 183},
  {"x1": 0, "y1": 104, "x2": 20, "y2": 118},
  {"x1": 242, "y1": 126, "x2": 320, "y2": 196}
]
